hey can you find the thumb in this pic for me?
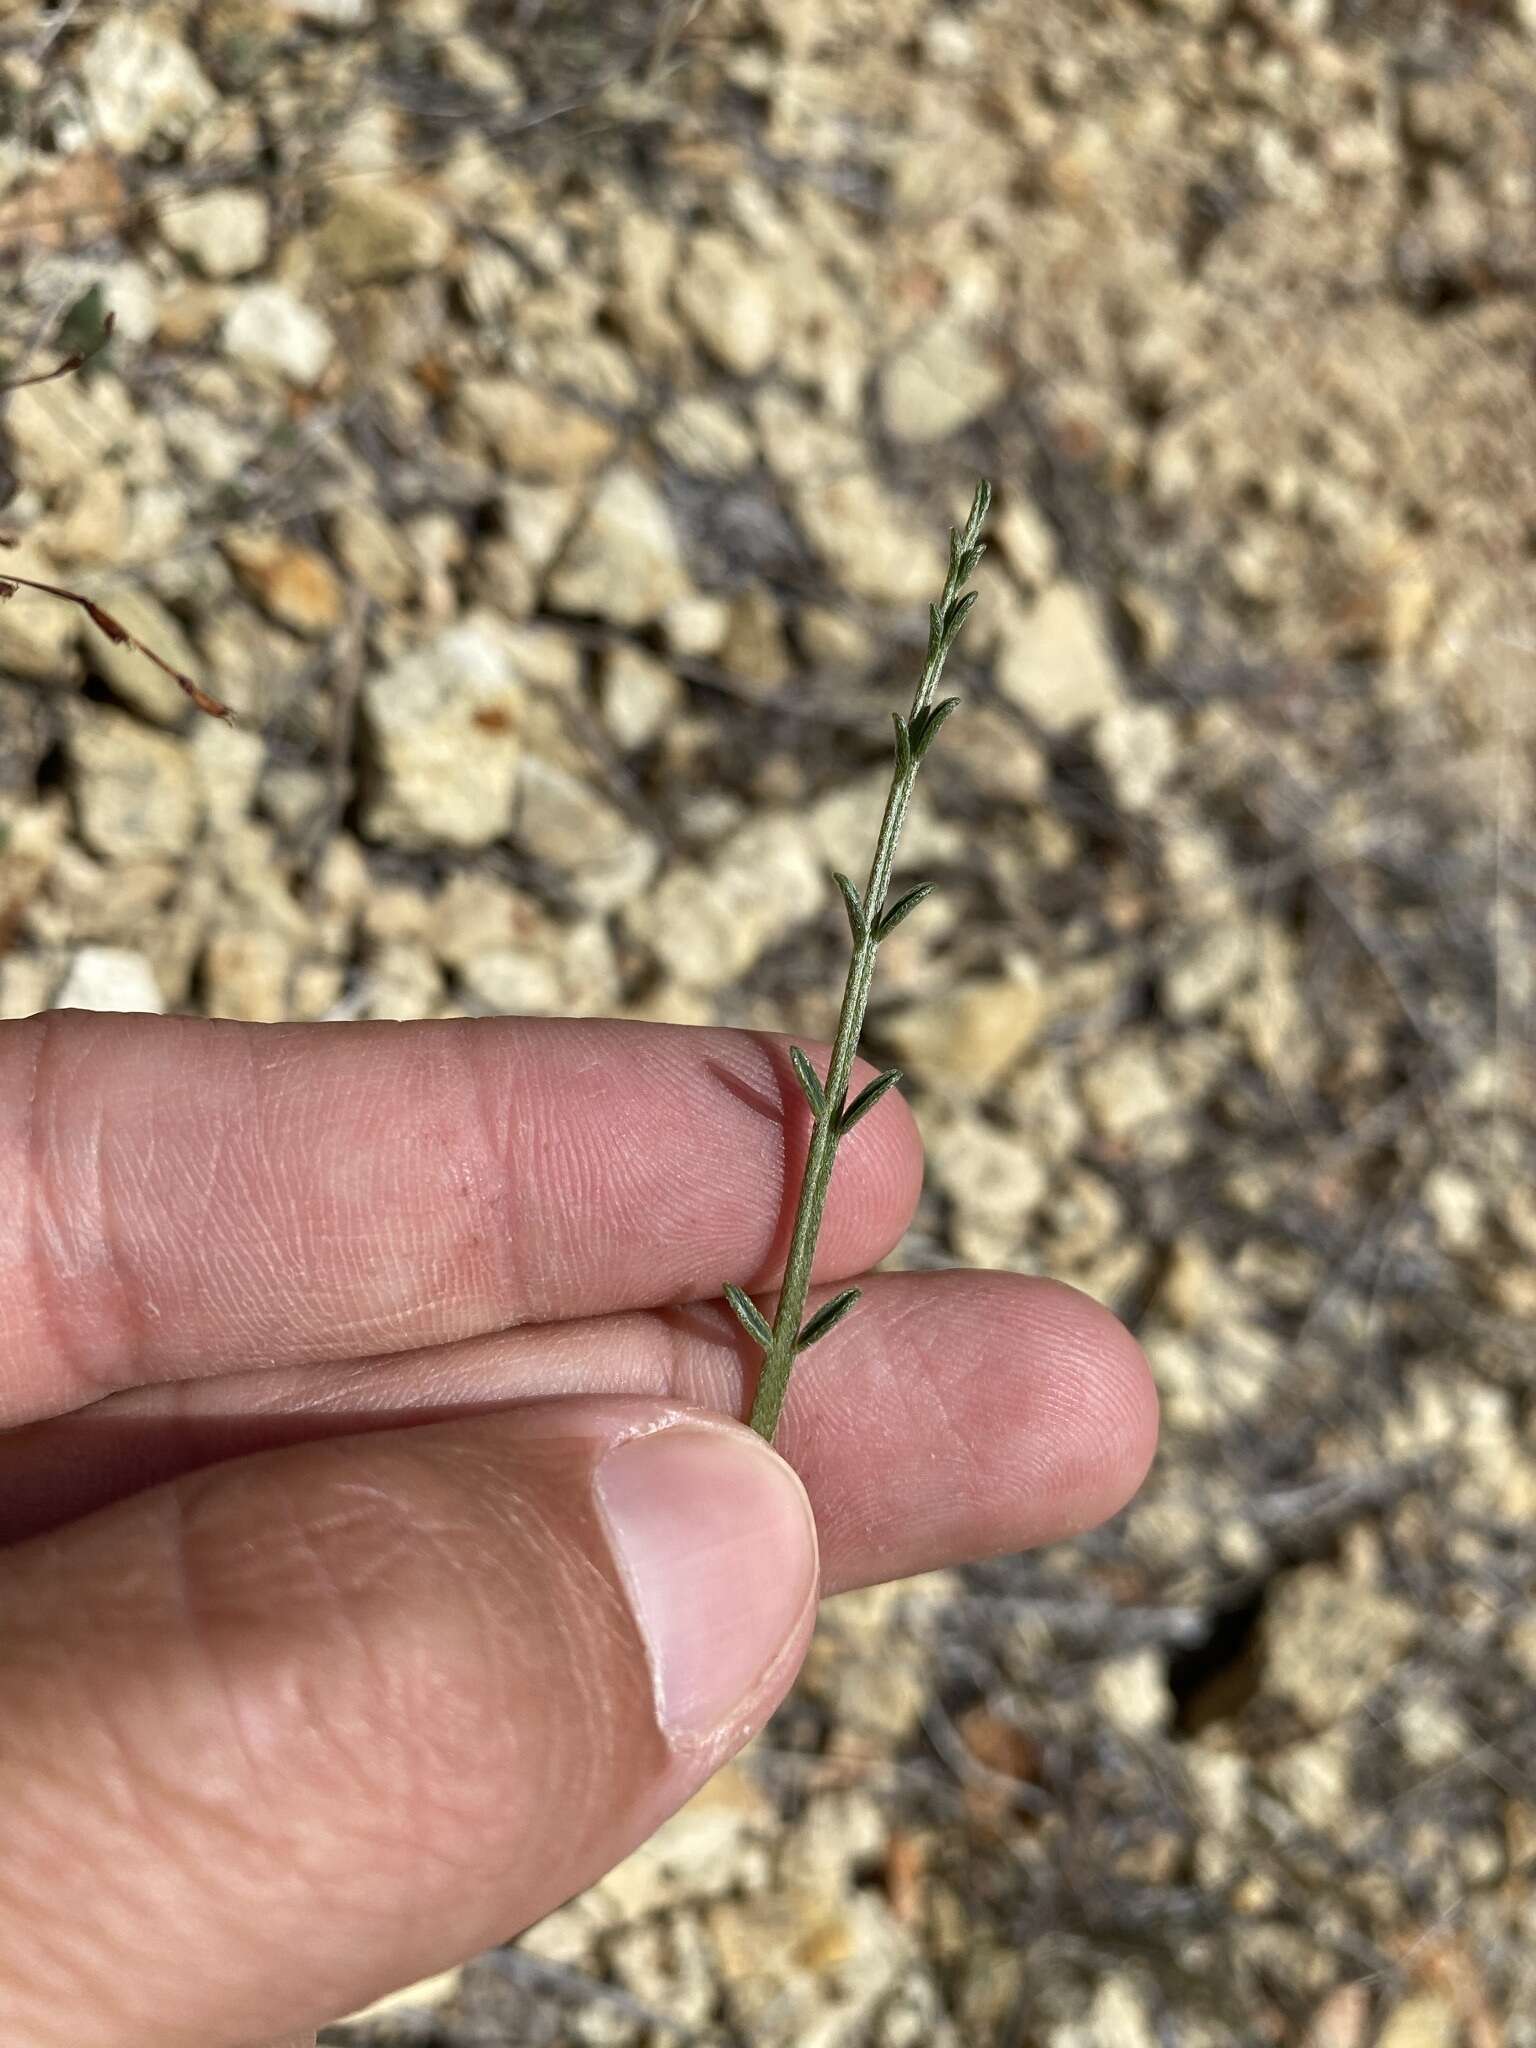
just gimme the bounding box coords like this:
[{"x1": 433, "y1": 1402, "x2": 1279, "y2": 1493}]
[{"x1": 0, "y1": 1399, "x2": 818, "y2": 2048}]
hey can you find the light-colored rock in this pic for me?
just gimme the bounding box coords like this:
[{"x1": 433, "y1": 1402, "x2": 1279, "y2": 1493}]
[
  {"x1": 799, "y1": 1623, "x2": 930, "y2": 1741},
  {"x1": 361, "y1": 615, "x2": 524, "y2": 849},
  {"x1": 1155, "y1": 1235, "x2": 1242, "y2": 1331},
  {"x1": 720, "y1": 585, "x2": 792, "y2": 694},
  {"x1": 312, "y1": 183, "x2": 452, "y2": 284},
  {"x1": 794, "y1": 471, "x2": 947, "y2": 606},
  {"x1": 80, "y1": 19, "x2": 216, "y2": 154},
  {"x1": 281, "y1": 0, "x2": 376, "y2": 22},
  {"x1": 674, "y1": 231, "x2": 779, "y2": 376},
  {"x1": 497, "y1": 483, "x2": 582, "y2": 577},
  {"x1": 1005, "y1": 1056, "x2": 1088, "y2": 1163},
  {"x1": 881, "y1": 318, "x2": 1010, "y2": 442},
  {"x1": 41, "y1": 467, "x2": 126, "y2": 564},
  {"x1": 798, "y1": 604, "x2": 875, "y2": 674},
  {"x1": 753, "y1": 387, "x2": 864, "y2": 486},
  {"x1": 883, "y1": 962, "x2": 1045, "y2": 1094},
  {"x1": 329, "y1": 503, "x2": 416, "y2": 604},
  {"x1": 3, "y1": 371, "x2": 144, "y2": 491},
  {"x1": 208, "y1": 823, "x2": 312, "y2": 947},
  {"x1": 360, "y1": 881, "x2": 433, "y2": 945},
  {"x1": 1148, "y1": 1321, "x2": 1285, "y2": 1431},
  {"x1": 66, "y1": 710, "x2": 201, "y2": 863},
  {"x1": 546, "y1": 468, "x2": 692, "y2": 626},
  {"x1": 430, "y1": 870, "x2": 538, "y2": 972},
  {"x1": 0, "y1": 561, "x2": 81, "y2": 681},
  {"x1": 260, "y1": 765, "x2": 329, "y2": 838},
  {"x1": 75, "y1": 586, "x2": 198, "y2": 726},
  {"x1": 358, "y1": 940, "x2": 443, "y2": 1021},
  {"x1": 160, "y1": 402, "x2": 254, "y2": 486},
  {"x1": 991, "y1": 487, "x2": 1058, "y2": 589},
  {"x1": 1395, "y1": 1688, "x2": 1470, "y2": 1770},
  {"x1": 626, "y1": 812, "x2": 825, "y2": 989},
  {"x1": 1050, "y1": 1976, "x2": 1159, "y2": 2048},
  {"x1": 496, "y1": 623, "x2": 582, "y2": 692},
  {"x1": 601, "y1": 644, "x2": 684, "y2": 751},
  {"x1": 452, "y1": 377, "x2": 616, "y2": 481},
  {"x1": 53, "y1": 945, "x2": 163, "y2": 1015},
  {"x1": 929, "y1": 1111, "x2": 1048, "y2": 1266},
  {"x1": 1266, "y1": 1731, "x2": 1354, "y2": 1833},
  {"x1": 1421, "y1": 1164, "x2": 1485, "y2": 1256},
  {"x1": 1092, "y1": 700, "x2": 1180, "y2": 812},
  {"x1": 939, "y1": 703, "x2": 1049, "y2": 805},
  {"x1": 223, "y1": 285, "x2": 334, "y2": 385},
  {"x1": 158, "y1": 189, "x2": 270, "y2": 279},
  {"x1": 222, "y1": 531, "x2": 344, "y2": 638},
  {"x1": 1079, "y1": 1037, "x2": 1178, "y2": 1142},
  {"x1": 710, "y1": 1887, "x2": 912, "y2": 2048},
  {"x1": 42, "y1": 846, "x2": 180, "y2": 946},
  {"x1": 457, "y1": 948, "x2": 562, "y2": 1016},
  {"x1": 656, "y1": 393, "x2": 757, "y2": 477},
  {"x1": 1094, "y1": 1649, "x2": 1173, "y2": 1739},
  {"x1": 662, "y1": 591, "x2": 731, "y2": 657},
  {"x1": 995, "y1": 582, "x2": 1124, "y2": 732},
  {"x1": 1375, "y1": 1997, "x2": 1459, "y2": 2048},
  {"x1": 1505, "y1": 1610, "x2": 1536, "y2": 1687},
  {"x1": 596, "y1": 1761, "x2": 774, "y2": 1917},
  {"x1": 779, "y1": 1791, "x2": 890, "y2": 1896},
  {"x1": 512, "y1": 756, "x2": 658, "y2": 912},
  {"x1": 0, "y1": 954, "x2": 56, "y2": 1021},
  {"x1": 191, "y1": 717, "x2": 266, "y2": 830},
  {"x1": 1262, "y1": 1564, "x2": 1418, "y2": 1728},
  {"x1": 1161, "y1": 923, "x2": 1256, "y2": 1022},
  {"x1": 202, "y1": 927, "x2": 294, "y2": 1022},
  {"x1": 1303, "y1": 1985, "x2": 1371, "y2": 2048},
  {"x1": 607, "y1": 1909, "x2": 716, "y2": 2030}
]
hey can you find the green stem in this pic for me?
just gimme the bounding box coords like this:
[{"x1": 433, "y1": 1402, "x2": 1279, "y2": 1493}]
[{"x1": 748, "y1": 480, "x2": 990, "y2": 1441}]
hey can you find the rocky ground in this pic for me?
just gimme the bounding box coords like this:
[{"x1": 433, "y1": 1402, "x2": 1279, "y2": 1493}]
[{"x1": 3, "y1": 1, "x2": 1535, "y2": 2042}]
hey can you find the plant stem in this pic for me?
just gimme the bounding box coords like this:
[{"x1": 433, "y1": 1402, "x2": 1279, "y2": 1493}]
[{"x1": 744, "y1": 479, "x2": 991, "y2": 1442}]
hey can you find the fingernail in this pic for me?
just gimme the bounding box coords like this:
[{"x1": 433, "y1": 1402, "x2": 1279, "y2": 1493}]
[{"x1": 596, "y1": 1424, "x2": 818, "y2": 1744}]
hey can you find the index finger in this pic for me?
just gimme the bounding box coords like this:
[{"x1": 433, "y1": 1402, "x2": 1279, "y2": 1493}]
[{"x1": 0, "y1": 1013, "x2": 922, "y2": 1426}]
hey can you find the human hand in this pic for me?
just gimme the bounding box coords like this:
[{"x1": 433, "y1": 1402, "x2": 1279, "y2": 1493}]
[{"x1": 0, "y1": 1013, "x2": 1156, "y2": 2047}]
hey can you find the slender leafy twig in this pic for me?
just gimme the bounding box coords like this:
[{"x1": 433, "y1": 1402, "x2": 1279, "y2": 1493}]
[
  {"x1": 0, "y1": 308, "x2": 116, "y2": 392},
  {"x1": 0, "y1": 554, "x2": 235, "y2": 723},
  {"x1": 0, "y1": 312, "x2": 232, "y2": 721},
  {"x1": 729, "y1": 479, "x2": 992, "y2": 1443}
]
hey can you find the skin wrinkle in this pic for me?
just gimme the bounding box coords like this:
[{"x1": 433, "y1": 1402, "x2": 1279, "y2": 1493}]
[
  {"x1": 15, "y1": 1014, "x2": 100, "y2": 1418},
  {"x1": 459, "y1": 1022, "x2": 530, "y2": 1339},
  {"x1": 95, "y1": 1034, "x2": 161, "y2": 1396},
  {"x1": 522, "y1": 1502, "x2": 649, "y2": 1856}
]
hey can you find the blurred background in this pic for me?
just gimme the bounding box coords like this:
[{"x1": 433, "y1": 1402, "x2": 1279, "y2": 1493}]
[{"x1": 2, "y1": 1, "x2": 1535, "y2": 2042}]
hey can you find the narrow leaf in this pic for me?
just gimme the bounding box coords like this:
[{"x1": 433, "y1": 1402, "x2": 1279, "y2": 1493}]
[
  {"x1": 790, "y1": 1045, "x2": 827, "y2": 1118},
  {"x1": 964, "y1": 478, "x2": 992, "y2": 538},
  {"x1": 912, "y1": 698, "x2": 961, "y2": 761},
  {"x1": 723, "y1": 1283, "x2": 774, "y2": 1351},
  {"x1": 833, "y1": 870, "x2": 867, "y2": 944},
  {"x1": 892, "y1": 712, "x2": 912, "y2": 776},
  {"x1": 840, "y1": 1067, "x2": 904, "y2": 1134},
  {"x1": 876, "y1": 880, "x2": 936, "y2": 939},
  {"x1": 928, "y1": 601, "x2": 945, "y2": 654},
  {"x1": 942, "y1": 588, "x2": 979, "y2": 647},
  {"x1": 796, "y1": 1287, "x2": 862, "y2": 1353}
]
